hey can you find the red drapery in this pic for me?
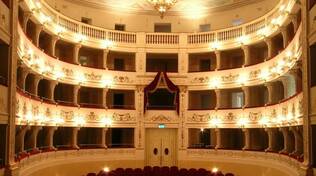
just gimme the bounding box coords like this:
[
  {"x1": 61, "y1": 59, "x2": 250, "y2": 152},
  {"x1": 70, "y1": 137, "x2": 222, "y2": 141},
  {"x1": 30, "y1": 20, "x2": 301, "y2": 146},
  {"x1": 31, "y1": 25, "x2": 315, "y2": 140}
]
[{"x1": 144, "y1": 72, "x2": 180, "y2": 114}]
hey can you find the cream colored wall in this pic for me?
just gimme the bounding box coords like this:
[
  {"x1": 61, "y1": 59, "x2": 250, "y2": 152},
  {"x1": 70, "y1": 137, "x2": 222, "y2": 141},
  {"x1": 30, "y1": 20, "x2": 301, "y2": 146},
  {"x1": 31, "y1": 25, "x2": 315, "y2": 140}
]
[
  {"x1": 311, "y1": 87, "x2": 316, "y2": 124},
  {"x1": 0, "y1": 0, "x2": 10, "y2": 44},
  {"x1": 45, "y1": 0, "x2": 278, "y2": 32},
  {"x1": 0, "y1": 85, "x2": 8, "y2": 123}
]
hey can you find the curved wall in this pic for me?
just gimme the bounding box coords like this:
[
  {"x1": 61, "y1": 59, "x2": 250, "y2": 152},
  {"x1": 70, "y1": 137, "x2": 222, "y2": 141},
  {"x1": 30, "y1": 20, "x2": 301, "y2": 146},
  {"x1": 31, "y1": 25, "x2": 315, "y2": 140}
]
[
  {"x1": 18, "y1": 149, "x2": 302, "y2": 176},
  {"x1": 44, "y1": 0, "x2": 278, "y2": 32}
]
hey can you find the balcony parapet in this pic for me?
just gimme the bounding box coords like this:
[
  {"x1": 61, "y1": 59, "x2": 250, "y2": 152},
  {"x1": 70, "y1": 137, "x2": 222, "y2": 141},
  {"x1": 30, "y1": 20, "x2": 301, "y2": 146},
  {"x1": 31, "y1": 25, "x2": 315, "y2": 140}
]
[
  {"x1": 18, "y1": 24, "x2": 302, "y2": 90},
  {"x1": 22, "y1": 0, "x2": 298, "y2": 51},
  {"x1": 186, "y1": 92, "x2": 303, "y2": 128},
  {"x1": 16, "y1": 90, "x2": 138, "y2": 128},
  {"x1": 16, "y1": 88, "x2": 303, "y2": 128}
]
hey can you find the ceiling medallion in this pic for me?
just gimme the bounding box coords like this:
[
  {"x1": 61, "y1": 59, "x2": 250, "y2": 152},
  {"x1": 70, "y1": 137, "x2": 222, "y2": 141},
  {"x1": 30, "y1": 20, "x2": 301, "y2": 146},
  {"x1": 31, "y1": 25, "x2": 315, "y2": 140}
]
[{"x1": 147, "y1": 0, "x2": 177, "y2": 18}]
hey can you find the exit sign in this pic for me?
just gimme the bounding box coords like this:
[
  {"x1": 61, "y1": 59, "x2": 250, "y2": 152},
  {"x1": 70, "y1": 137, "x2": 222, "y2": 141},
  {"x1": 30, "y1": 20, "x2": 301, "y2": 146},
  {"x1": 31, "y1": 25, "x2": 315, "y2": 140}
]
[{"x1": 158, "y1": 124, "x2": 166, "y2": 128}]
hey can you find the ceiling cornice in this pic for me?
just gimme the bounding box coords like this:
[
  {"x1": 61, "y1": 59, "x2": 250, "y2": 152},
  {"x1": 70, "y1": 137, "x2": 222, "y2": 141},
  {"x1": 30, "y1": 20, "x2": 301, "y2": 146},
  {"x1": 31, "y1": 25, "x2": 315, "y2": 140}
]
[{"x1": 55, "y1": 0, "x2": 276, "y2": 17}]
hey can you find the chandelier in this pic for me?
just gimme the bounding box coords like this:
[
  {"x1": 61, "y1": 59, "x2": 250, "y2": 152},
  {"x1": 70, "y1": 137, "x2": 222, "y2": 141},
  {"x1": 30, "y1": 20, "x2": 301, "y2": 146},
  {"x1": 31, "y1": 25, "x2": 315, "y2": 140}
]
[{"x1": 147, "y1": 0, "x2": 178, "y2": 18}]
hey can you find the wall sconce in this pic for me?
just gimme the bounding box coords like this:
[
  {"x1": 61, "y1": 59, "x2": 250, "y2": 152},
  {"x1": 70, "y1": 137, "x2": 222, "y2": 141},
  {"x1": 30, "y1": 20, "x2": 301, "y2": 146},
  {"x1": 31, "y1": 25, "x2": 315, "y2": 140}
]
[
  {"x1": 74, "y1": 116, "x2": 86, "y2": 127},
  {"x1": 75, "y1": 34, "x2": 87, "y2": 43},
  {"x1": 101, "y1": 117, "x2": 112, "y2": 127},
  {"x1": 260, "y1": 69, "x2": 270, "y2": 82},
  {"x1": 209, "y1": 118, "x2": 221, "y2": 128},
  {"x1": 101, "y1": 78, "x2": 113, "y2": 88},
  {"x1": 237, "y1": 35, "x2": 249, "y2": 45},
  {"x1": 237, "y1": 73, "x2": 248, "y2": 86},
  {"x1": 55, "y1": 25, "x2": 66, "y2": 36},
  {"x1": 209, "y1": 41, "x2": 220, "y2": 50},
  {"x1": 101, "y1": 39, "x2": 114, "y2": 50},
  {"x1": 209, "y1": 77, "x2": 220, "y2": 89},
  {"x1": 237, "y1": 118, "x2": 248, "y2": 128}
]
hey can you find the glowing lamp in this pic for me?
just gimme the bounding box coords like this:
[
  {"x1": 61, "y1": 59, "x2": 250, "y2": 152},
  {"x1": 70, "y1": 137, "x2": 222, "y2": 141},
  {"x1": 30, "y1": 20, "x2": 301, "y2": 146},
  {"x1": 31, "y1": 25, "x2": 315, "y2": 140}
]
[
  {"x1": 75, "y1": 116, "x2": 86, "y2": 127},
  {"x1": 237, "y1": 118, "x2": 248, "y2": 127},
  {"x1": 209, "y1": 77, "x2": 220, "y2": 89},
  {"x1": 103, "y1": 167, "x2": 110, "y2": 173},
  {"x1": 101, "y1": 117, "x2": 112, "y2": 127},
  {"x1": 101, "y1": 39, "x2": 114, "y2": 49},
  {"x1": 75, "y1": 34, "x2": 87, "y2": 43},
  {"x1": 210, "y1": 42, "x2": 220, "y2": 50},
  {"x1": 55, "y1": 25, "x2": 66, "y2": 35},
  {"x1": 237, "y1": 73, "x2": 248, "y2": 85},
  {"x1": 209, "y1": 118, "x2": 221, "y2": 127},
  {"x1": 211, "y1": 167, "x2": 218, "y2": 173}
]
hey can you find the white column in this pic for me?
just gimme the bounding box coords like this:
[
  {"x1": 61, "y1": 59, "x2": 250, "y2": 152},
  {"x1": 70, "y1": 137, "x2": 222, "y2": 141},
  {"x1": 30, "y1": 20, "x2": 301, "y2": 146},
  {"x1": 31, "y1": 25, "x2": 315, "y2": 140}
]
[
  {"x1": 18, "y1": 67, "x2": 29, "y2": 90},
  {"x1": 47, "y1": 80, "x2": 58, "y2": 101},
  {"x1": 103, "y1": 50, "x2": 109, "y2": 69},
  {"x1": 265, "y1": 128, "x2": 277, "y2": 152},
  {"x1": 242, "y1": 87, "x2": 250, "y2": 108},
  {"x1": 178, "y1": 49, "x2": 188, "y2": 74},
  {"x1": 73, "y1": 44, "x2": 81, "y2": 65},
  {"x1": 46, "y1": 126, "x2": 58, "y2": 150},
  {"x1": 279, "y1": 127, "x2": 290, "y2": 154},
  {"x1": 264, "y1": 38, "x2": 273, "y2": 60},
  {"x1": 215, "y1": 89, "x2": 221, "y2": 109},
  {"x1": 16, "y1": 126, "x2": 31, "y2": 153},
  {"x1": 22, "y1": 11, "x2": 32, "y2": 33},
  {"x1": 242, "y1": 128, "x2": 250, "y2": 150},
  {"x1": 73, "y1": 85, "x2": 80, "y2": 105},
  {"x1": 71, "y1": 127, "x2": 80, "y2": 149},
  {"x1": 50, "y1": 35, "x2": 59, "y2": 57},
  {"x1": 215, "y1": 50, "x2": 221, "y2": 70},
  {"x1": 289, "y1": 126, "x2": 303, "y2": 155},
  {"x1": 281, "y1": 27, "x2": 289, "y2": 48},
  {"x1": 265, "y1": 82, "x2": 274, "y2": 105},
  {"x1": 215, "y1": 129, "x2": 222, "y2": 149},
  {"x1": 291, "y1": 14, "x2": 298, "y2": 32},
  {"x1": 136, "y1": 49, "x2": 146, "y2": 74},
  {"x1": 100, "y1": 128, "x2": 108, "y2": 148},
  {"x1": 30, "y1": 126, "x2": 42, "y2": 151},
  {"x1": 34, "y1": 24, "x2": 42, "y2": 47},
  {"x1": 32, "y1": 75, "x2": 42, "y2": 95},
  {"x1": 242, "y1": 45, "x2": 250, "y2": 66},
  {"x1": 280, "y1": 76, "x2": 290, "y2": 99},
  {"x1": 102, "y1": 88, "x2": 108, "y2": 108}
]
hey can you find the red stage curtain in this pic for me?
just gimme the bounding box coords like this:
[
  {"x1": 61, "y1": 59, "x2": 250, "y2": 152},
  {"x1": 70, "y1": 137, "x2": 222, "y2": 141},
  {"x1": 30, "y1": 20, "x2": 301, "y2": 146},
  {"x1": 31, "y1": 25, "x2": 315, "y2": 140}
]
[{"x1": 144, "y1": 72, "x2": 180, "y2": 114}]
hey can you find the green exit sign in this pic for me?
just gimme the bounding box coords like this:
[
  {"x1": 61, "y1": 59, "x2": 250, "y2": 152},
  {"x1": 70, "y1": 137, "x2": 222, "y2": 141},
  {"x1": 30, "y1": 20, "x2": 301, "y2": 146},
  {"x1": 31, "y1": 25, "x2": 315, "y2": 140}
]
[{"x1": 158, "y1": 124, "x2": 165, "y2": 128}]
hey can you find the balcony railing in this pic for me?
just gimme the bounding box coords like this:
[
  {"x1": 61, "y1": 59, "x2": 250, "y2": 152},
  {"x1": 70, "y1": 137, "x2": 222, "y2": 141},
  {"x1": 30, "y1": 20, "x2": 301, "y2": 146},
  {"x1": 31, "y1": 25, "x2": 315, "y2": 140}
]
[{"x1": 24, "y1": 0, "x2": 297, "y2": 49}]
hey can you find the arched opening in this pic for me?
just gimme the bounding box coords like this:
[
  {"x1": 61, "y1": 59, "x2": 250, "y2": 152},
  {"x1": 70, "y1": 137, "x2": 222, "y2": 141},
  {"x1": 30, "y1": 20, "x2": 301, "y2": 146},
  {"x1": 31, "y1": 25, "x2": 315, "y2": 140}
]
[
  {"x1": 271, "y1": 33, "x2": 284, "y2": 57},
  {"x1": 248, "y1": 41, "x2": 268, "y2": 65},
  {"x1": 38, "y1": 30, "x2": 52, "y2": 55},
  {"x1": 26, "y1": 20, "x2": 37, "y2": 44},
  {"x1": 53, "y1": 127, "x2": 73, "y2": 149},
  {"x1": 38, "y1": 79, "x2": 50, "y2": 100},
  {"x1": 220, "y1": 48, "x2": 244, "y2": 69},
  {"x1": 78, "y1": 128, "x2": 102, "y2": 148},
  {"x1": 55, "y1": 40, "x2": 75, "y2": 63}
]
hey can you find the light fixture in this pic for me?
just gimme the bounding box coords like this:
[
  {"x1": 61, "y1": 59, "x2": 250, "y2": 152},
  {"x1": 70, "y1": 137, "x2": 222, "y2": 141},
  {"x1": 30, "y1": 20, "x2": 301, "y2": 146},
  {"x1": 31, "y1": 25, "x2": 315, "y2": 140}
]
[
  {"x1": 211, "y1": 167, "x2": 218, "y2": 173},
  {"x1": 147, "y1": 0, "x2": 177, "y2": 19},
  {"x1": 209, "y1": 118, "x2": 221, "y2": 127},
  {"x1": 101, "y1": 117, "x2": 112, "y2": 127},
  {"x1": 75, "y1": 116, "x2": 86, "y2": 127},
  {"x1": 75, "y1": 33, "x2": 87, "y2": 43},
  {"x1": 101, "y1": 78, "x2": 113, "y2": 88},
  {"x1": 210, "y1": 41, "x2": 221, "y2": 50},
  {"x1": 55, "y1": 25, "x2": 66, "y2": 35},
  {"x1": 237, "y1": 73, "x2": 248, "y2": 85},
  {"x1": 209, "y1": 77, "x2": 220, "y2": 89},
  {"x1": 237, "y1": 118, "x2": 248, "y2": 127},
  {"x1": 103, "y1": 167, "x2": 110, "y2": 173},
  {"x1": 101, "y1": 39, "x2": 114, "y2": 50}
]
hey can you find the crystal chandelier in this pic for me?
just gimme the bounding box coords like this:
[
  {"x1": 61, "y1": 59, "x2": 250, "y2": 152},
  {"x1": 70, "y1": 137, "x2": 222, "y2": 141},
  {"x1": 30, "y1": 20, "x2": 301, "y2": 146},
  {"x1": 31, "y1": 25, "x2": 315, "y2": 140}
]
[{"x1": 147, "y1": 0, "x2": 178, "y2": 18}]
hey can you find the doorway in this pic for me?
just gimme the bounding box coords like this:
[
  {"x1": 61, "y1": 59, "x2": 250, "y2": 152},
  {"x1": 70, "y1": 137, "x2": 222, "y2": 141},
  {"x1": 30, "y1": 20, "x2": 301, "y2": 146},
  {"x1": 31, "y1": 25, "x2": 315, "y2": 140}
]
[{"x1": 145, "y1": 128, "x2": 177, "y2": 166}]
